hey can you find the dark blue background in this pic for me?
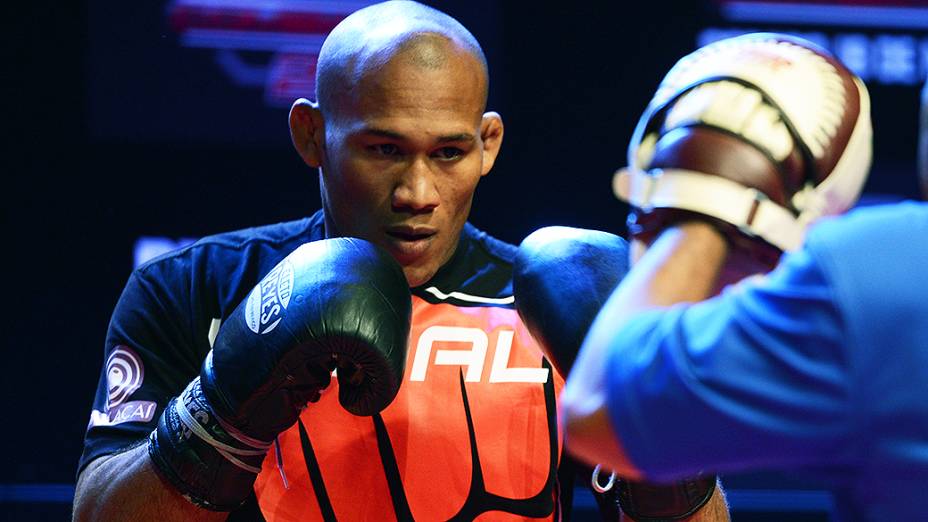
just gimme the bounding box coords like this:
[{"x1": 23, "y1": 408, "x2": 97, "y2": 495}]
[{"x1": 6, "y1": 1, "x2": 925, "y2": 519}]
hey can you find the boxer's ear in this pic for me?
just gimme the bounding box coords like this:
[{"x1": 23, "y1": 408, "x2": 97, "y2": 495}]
[
  {"x1": 290, "y1": 98, "x2": 325, "y2": 168},
  {"x1": 479, "y1": 112, "x2": 504, "y2": 176}
]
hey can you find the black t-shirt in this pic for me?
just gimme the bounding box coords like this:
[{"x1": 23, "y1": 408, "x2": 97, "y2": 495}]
[
  {"x1": 81, "y1": 213, "x2": 327, "y2": 473},
  {"x1": 80, "y1": 210, "x2": 567, "y2": 520}
]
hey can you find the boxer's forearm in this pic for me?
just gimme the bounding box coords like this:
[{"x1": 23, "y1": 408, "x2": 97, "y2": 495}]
[{"x1": 73, "y1": 443, "x2": 225, "y2": 522}]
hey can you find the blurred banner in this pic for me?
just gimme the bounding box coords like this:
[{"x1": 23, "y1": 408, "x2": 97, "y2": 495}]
[
  {"x1": 704, "y1": 1, "x2": 928, "y2": 85},
  {"x1": 166, "y1": 0, "x2": 377, "y2": 106}
]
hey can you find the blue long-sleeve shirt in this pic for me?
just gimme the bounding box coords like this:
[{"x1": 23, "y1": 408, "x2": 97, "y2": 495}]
[{"x1": 603, "y1": 202, "x2": 928, "y2": 520}]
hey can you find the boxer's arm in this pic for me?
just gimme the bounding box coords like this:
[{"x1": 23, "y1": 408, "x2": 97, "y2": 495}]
[
  {"x1": 562, "y1": 222, "x2": 727, "y2": 476},
  {"x1": 75, "y1": 266, "x2": 212, "y2": 521},
  {"x1": 73, "y1": 446, "x2": 223, "y2": 522},
  {"x1": 76, "y1": 240, "x2": 411, "y2": 517},
  {"x1": 515, "y1": 226, "x2": 729, "y2": 520}
]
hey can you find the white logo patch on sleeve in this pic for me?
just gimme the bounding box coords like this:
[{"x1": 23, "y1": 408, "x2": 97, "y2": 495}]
[
  {"x1": 106, "y1": 345, "x2": 144, "y2": 409},
  {"x1": 88, "y1": 345, "x2": 156, "y2": 429}
]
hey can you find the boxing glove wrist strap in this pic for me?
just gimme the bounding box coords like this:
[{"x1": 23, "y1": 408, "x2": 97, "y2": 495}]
[
  {"x1": 616, "y1": 475, "x2": 717, "y2": 522},
  {"x1": 147, "y1": 378, "x2": 272, "y2": 511}
]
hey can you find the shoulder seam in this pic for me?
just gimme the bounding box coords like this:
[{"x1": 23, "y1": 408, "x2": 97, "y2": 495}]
[{"x1": 136, "y1": 217, "x2": 316, "y2": 274}]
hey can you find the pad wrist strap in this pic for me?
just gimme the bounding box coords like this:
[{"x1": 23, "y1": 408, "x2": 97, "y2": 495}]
[{"x1": 614, "y1": 167, "x2": 804, "y2": 251}]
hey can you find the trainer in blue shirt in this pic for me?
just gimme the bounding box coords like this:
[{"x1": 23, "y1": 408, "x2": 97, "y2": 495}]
[{"x1": 562, "y1": 34, "x2": 928, "y2": 521}]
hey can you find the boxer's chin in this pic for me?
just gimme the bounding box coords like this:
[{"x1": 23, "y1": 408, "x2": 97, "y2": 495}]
[
  {"x1": 391, "y1": 233, "x2": 459, "y2": 288},
  {"x1": 399, "y1": 260, "x2": 439, "y2": 289}
]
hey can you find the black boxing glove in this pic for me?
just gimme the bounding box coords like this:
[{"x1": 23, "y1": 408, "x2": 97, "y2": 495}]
[
  {"x1": 148, "y1": 238, "x2": 411, "y2": 510},
  {"x1": 616, "y1": 478, "x2": 718, "y2": 522},
  {"x1": 513, "y1": 226, "x2": 628, "y2": 377},
  {"x1": 514, "y1": 227, "x2": 716, "y2": 521}
]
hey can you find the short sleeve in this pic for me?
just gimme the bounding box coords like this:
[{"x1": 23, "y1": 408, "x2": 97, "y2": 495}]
[
  {"x1": 605, "y1": 246, "x2": 852, "y2": 481},
  {"x1": 77, "y1": 261, "x2": 206, "y2": 476}
]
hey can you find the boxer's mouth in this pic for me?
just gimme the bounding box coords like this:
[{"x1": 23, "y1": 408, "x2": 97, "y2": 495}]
[
  {"x1": 385, "y1": 225, "x2": 437, "y2": 242},
  {"x1": 384, "y1": 225, "x2": 437, "y2": 262}
]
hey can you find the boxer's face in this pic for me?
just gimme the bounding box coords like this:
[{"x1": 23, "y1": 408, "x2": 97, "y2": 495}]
[{"x1": 317, "y1": 50, "x2": 502, "y2": 287}]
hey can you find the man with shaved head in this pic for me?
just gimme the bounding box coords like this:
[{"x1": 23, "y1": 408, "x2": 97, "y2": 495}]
[
  {"x1": 74, "y1": 2, "x2": 731, "y2": 519},
  {"x1": 291, "y1": 1, "x2": 496, "y2": 291},
  {"x1": 75, "y1": 2, "x2": 576, "y2": 520}
]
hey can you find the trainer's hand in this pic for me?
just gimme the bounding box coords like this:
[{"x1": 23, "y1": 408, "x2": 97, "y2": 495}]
[
  {"x1": 148, "y1": 238, "x2": 411, "y2": 510},
  {"x1": 513, "y1": 227, "x2": 717, "y2": 520}
]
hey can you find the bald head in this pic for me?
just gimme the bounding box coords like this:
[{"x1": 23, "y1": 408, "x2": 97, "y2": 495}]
[{"x1": 315, "y1": 1, "x2": 488, "y2": 120}]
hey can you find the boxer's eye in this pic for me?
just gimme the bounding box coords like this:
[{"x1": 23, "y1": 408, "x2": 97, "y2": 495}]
[
  {"x1": 432, "y1": 147, "x2": 463, "y2": 161},
  {"x1": 369, "y1": 143, "x2": 401, "y2": 156}
]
